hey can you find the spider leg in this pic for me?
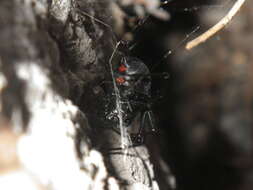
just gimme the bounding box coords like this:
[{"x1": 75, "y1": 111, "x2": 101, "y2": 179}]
[
  {"x1": 130, "y1": 112, "x2": 145, "y2": 144},
  {"x1": 142, "y1": 110, "x2": 157, "y2": 133},
  {"x1": 132, "y1": 110, "x2": 157, "y2": 144}
]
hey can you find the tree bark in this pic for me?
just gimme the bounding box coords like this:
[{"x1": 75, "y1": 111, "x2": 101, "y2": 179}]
[{"x1": 0, "y1": 0, "x2": 174, "y2": 190}]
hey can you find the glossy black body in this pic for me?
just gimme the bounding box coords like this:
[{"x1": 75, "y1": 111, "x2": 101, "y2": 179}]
[{"x1": 104, "y1": 56, "x2": 155, "y2": 143}]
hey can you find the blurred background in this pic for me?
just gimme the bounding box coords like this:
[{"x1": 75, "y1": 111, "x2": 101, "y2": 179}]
[{"x1": 124, "y1": 0, "x2": 253, "y2": 189}]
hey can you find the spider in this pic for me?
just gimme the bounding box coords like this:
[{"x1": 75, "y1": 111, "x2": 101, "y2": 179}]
[{"x1": 103, "y1": 54, "x2": 157, "y2": 144}]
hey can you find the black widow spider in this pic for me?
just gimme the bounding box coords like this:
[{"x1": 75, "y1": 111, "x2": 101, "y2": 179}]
[{"x1": 103, "y1": 52, "x2": 167, "y2": 144}]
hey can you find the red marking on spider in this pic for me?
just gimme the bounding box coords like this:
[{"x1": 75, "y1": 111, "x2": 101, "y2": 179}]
[
  {"x1": 118, "y1": 64, "x2": 127, "y2": 73},
  {"x1": 116, "y1": 77, "x2": 125, "y2": 84}
]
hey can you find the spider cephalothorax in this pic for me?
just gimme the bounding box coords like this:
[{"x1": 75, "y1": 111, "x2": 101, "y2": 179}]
[{"x1": 115, "y1": 56, "x2": 151, "y2": 98}]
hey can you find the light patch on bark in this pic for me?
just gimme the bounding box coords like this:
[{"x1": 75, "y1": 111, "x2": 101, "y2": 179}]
[
  {"x1": 50, "y1": 0, "x2": 71, "y2": 24},
  {"x1": 0, "y1": 63, "x2": 119, "y2": 190}
]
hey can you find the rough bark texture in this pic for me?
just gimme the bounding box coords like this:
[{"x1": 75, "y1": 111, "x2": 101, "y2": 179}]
[{"x1": 0, "y1": 0, "x2": 174, "y2": 190}]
